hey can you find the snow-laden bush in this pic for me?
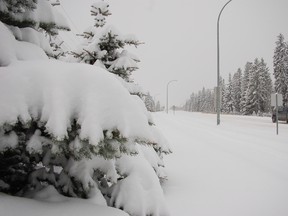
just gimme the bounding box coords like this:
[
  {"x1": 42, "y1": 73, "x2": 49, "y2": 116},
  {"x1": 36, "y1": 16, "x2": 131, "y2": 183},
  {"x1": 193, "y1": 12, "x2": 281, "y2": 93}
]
[
  {"x1": 0, "y1": 59, "x2": 171, "y2": 215},
  {"x1": 0, "y1": 2, "x2": 171, "y2": 214}
]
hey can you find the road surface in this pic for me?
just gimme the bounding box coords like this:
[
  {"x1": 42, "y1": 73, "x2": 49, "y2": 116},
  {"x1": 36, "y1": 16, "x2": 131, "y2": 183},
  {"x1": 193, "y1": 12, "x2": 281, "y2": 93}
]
[{"x1": 153, "y1": 111, "x2": 288, "y2": 216}]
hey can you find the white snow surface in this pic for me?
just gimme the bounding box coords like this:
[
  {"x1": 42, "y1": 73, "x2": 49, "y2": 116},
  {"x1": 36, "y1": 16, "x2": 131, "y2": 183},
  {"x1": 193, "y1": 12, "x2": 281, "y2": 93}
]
[
  {"x1": 154, "y1": 111, "x2": 288, "y2": 216},
  {"x1": 2, "y1": 110, "x2": 286, "y2": 216},
  {"x1": 0, "y1": 60, "x2": 154, "y2": 144},
  {"x1": 0, "y1": 188, "x2": 128, "y2": 216}
]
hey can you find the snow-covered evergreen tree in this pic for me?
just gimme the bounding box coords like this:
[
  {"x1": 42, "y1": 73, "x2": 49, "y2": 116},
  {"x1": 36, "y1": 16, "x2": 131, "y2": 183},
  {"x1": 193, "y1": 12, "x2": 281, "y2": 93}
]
[
  {"x1": 245, "y1": 58, "x2": 261, "y2": 115},
  {"x1": 205, "y1": 89, "x2": 215, "y2": 113},
  {"x1": 240, "y1": 62, "x2": 252, "y2": 114},
  {"x1": 70, "y1": 1, "x2": 141, "y2": 82},
  {"x1": 245, "y1": 58, "x2": 272, "y2": 115},
  {"x1": 232, "y1": 68, "x2": 242, "y2": 113},
  {"x1": 258, "y1": 58, "x2": 273, "y2": 113},
  {"x1": 0, "y1": 2, "x2": 171, "y2": 215},
  {"x1": 224, "y1": 74, "x2": 233, "y2": 113},
  {"x1": 273, "y1": 33, "x2": 288, "y2": 106},
  {"x1": 189, "y1": 94, "x2": 195, "y2": 112},
  {"x1": 199, "y1": 88, "x2": 207, "y2": 112},
  {"x1": 220, "y1": 77, "x2": 227, "y2": 113},
  {"x1": 144, "y1": 92, "x2": 155, "y2": 112},
  {"x1": 69, "y1": 1, "x2": 171, "y2": 215},
  {"x1": 0, "y1": 21, "x2": 171, "y2": 215},
  {"x1": 185, "y1": 93, "x2": 195, "y2": 112}
]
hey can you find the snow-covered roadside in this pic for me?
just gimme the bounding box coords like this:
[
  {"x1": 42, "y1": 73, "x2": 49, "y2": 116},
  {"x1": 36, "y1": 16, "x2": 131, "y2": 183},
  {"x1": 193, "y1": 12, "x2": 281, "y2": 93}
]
[
  {"x1": 0, "y1": 187, "x2": 128, "y2": 216},
  {"x1": 153, "y1": 111, "x2": 288, "y2": 216}
]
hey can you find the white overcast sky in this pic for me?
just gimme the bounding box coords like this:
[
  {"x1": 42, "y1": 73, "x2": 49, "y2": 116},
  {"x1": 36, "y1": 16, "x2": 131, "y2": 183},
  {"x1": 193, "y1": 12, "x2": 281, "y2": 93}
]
[{"x1": 60, "y1": 0, "x2": 288, "y2": 107}]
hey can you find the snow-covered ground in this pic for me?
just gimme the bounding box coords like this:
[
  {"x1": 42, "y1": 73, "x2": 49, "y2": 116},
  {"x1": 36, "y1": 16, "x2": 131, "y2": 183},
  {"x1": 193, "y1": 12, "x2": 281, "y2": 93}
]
[
  {"x1": 154, "y1": 111, "x2": 288, "y2": 216},
  {"x1": 0, "y1": 187, "x2": 128, "y2": 216},
  {"x1": 1, "y1": 111, "x2": 288, "y2": 216}
]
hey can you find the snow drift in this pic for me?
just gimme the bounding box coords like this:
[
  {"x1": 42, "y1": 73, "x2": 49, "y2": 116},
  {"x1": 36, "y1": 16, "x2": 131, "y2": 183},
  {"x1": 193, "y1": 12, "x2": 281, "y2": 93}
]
[{"x1": 0, "y1": 189, "x2": 129, "y2": 216}]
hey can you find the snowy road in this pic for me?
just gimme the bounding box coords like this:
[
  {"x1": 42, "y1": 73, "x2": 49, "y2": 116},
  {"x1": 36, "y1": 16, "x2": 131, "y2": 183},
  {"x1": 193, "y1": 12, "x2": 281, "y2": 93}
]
[{"x1": 153, "y1": 111, "x2": 288, "y2": 216}]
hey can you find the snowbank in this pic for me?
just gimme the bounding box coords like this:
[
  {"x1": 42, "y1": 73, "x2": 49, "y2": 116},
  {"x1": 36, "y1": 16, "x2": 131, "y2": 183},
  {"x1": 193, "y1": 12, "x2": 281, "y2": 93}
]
[{"x1": 0, "y1": 190, "x2": 128, "y2": 216}]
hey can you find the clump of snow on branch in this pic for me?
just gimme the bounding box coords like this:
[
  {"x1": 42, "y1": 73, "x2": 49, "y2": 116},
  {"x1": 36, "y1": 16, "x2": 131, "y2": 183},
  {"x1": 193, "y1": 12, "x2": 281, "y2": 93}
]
[
  {"x1": 0, "y1": 60, "x2": 153, "y2": 143},
  {"x1": 0, "y1": 0, "x2": 69, "y2": 33},
  {"x1": 0, "y1": 0, "x2": 70, "y2": 59},
  {"x1": 8, "y1": 25, "x2": 53, "y2": 54},
  {"x1": 0, "y1": 21, "x2": 48, "y2": 66}
]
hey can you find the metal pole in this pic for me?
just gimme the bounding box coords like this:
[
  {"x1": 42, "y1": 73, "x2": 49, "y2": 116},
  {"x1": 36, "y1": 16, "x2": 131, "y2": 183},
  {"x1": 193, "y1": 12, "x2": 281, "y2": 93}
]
[
  {"x1": 166, "y1": 80, "x2": 177, "y2": 114},
  {"x1": 166, "y1": 84, "x2": 168, "y2": 113},
  {"x1": 276, "y1": 93, "x2": 279, "y2": 135},
  {"x1": 217, "y1": 0, "x2": 232, "y2": 125}
]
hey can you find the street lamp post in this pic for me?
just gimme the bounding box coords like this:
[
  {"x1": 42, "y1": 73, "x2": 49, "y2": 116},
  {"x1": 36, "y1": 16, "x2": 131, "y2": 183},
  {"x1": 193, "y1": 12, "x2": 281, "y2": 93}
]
[
  {"x1": 217, "y1": 0, "x2": 232, "y2": 125},
  {"x1": 166, "y1": 80, "x2": 177, "y2": 114}
]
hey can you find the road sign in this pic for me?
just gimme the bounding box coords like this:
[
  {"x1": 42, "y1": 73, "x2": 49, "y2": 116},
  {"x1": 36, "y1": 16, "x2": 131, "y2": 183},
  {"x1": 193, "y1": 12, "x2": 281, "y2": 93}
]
[{"x1": 271, "y1": 93, "x2": 283, "y2": 107}]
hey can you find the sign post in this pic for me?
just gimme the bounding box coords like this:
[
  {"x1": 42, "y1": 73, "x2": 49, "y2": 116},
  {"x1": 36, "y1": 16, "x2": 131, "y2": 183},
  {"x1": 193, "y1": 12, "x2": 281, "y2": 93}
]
[{"x1": 271, "y1": 93, "x2": 283, "y2": 135}]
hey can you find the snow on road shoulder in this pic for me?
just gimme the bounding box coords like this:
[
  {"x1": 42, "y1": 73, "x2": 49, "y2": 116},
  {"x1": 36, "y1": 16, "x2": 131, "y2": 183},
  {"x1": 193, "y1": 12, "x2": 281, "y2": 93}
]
[
  {"x1": 153, "y1": 111, "x2": 288, "y2": 216},
  {"x1": 0, "y1": 189, "x2": 128, "y2": 216}
]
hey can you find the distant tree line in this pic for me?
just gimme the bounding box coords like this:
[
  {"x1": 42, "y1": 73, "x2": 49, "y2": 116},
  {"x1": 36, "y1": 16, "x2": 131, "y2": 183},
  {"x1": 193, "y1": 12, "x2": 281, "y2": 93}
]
[
  {"x1": 144, "y1": 92, "x2": 163, "y2": 112},
  {"x1": 183, "y1": 33, "x2": 288, "y2": 115}
]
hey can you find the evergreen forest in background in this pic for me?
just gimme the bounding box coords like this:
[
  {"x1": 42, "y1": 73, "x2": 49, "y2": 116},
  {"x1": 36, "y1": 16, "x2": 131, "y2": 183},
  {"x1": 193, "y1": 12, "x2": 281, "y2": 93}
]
[{"x1": 183, "y1": 34, "x2": 288, "y2": 116}]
